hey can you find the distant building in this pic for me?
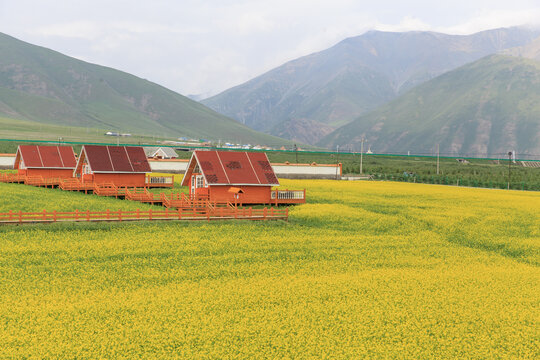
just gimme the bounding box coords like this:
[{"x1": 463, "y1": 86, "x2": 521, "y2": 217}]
[{"x1": 143, "y1": 147, "x2": 179, "y2": 159}]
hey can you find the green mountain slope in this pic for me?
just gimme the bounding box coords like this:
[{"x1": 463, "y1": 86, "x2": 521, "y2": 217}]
[
  {"x1": 0, "y1": 32, "x2": 292, "y2": 146},
  {"x1": 203, "y1": 27, "x2": 540, "y2": 144},
  {"x1": 318, "y1": 55, "x2": 540, "y2": 157}
]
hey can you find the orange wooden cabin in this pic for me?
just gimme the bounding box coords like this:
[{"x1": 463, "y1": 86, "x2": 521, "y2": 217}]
[
  {"x1": 14, "y1": 145, "x2": 77, "y2": 179},
  {"x1": 74, "y1": 145, "x2": 152, "y2": 187},
  {"x1": 181, "y1": 150, "x2": 306, "y2": 205}
]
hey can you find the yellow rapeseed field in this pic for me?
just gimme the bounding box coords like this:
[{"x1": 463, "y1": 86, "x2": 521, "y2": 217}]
[{"x1": 0, "y1": 179, "x2": 538, "y2": 358}]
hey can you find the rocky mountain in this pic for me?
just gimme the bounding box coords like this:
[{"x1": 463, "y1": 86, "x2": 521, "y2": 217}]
[
  {"x1": 202, "y1": 27, "x2": 540, "y2": 144},
  {"x1": 318, "y1": 55, "x2": 540, "y2": 157},
  {"x1": 0, "y1": 32, "x2": 293, "y2": 146}
]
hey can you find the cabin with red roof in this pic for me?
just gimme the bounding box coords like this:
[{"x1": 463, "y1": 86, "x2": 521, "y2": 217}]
[
  {"x1": 74, "y1": 145, "x2": 152, "y2": 187},
  {"x1": 181, "y1": 150, "x2": 305, "y2": 205},
  {"x1": 14, "y1": 145, "x2": 77, "y2": 179}
]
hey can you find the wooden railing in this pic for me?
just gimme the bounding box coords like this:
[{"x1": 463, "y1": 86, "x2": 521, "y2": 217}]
[
  {"x1": 0, "y1": 206, "x2": 288, "y2": 224},
  {"x1": 93, "y1": 182, "x2": 118, "y2": 196},
  {"x1": 145, "y1": 175, "x2": 175, "y2": 188},
  {"x1": 0, "y1": 173, "x2": 26, "y2": 183},
  {"x1": 24, "y1": 176, "x2": 62, "y2": 188},
  {"x1": 60, "y1": 178, "x2": 94, "y2": 191},
  {"x1": 125, "y1": 188, "x2": 159, "y2": 203},
  {"x1": 271, "y1": 189, "x2": 306, "y2": 204}
]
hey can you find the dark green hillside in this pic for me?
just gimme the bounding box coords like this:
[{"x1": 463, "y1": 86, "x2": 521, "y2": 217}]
[
  {"x1": 319, "y1": 55, "x2": 540, "y2": 157},
  {"x1": 0, "y1": 32, "x2": 292, "y2": 146}
]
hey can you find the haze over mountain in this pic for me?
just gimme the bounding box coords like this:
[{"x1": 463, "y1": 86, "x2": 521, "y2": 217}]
[
  {"x1": 0, "y1": 32, "x2": 292, "y2": 146},
  {"x1": 202, "y1": 27, "x2": 540, "y2": 144},
  {"x1": 504, "y1": 36, "x2": 540, "y2": 61},
  {"x1": 319, "y1": 55, "x2": 540, "y2": 157}
]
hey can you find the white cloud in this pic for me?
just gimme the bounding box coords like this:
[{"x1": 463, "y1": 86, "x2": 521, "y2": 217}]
[
  {"x1": 375, "y1": 16, "x2": 432, "y2": 33},
  {"x1": 30, "y1": 21, "x2": 102, "y2": 40},
  {"x1": 437, "y1": 8, "x2": 540, "y2": 34},
  {"x1": 4, "y1": 1, "x2": 540, "y2": 96}
]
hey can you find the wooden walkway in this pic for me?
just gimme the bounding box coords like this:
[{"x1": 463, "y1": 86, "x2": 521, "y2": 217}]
[
  {"x1": 0, "y1": 173, "x2": 298, "y2": 224},
  {"x1": 0, "y1": 206, "x2": 288, "y2": 224}
]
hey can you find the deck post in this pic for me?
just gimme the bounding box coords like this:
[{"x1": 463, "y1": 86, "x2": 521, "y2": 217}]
[
  {"x1": 149, "y1": 208, "x2": 153, "y2": 220},
  {"x1": 75, "y1": 209, "x2": 79, "y2": 221},
  {"x1": 43, "y1": 209, "x2": 46, "y2": 221},
  {"x1": 19, "y1": 210, "x2": 22, "y2": 223},
  {"x1": 263, "y1": 207, "x2": 267, "y2": 220},
  {"x1": 53, "y1": 210, "x2": 57, "y2": 222},
  {"x1": 178, "y1": 208, "x2": 181, "y2": 220},
  {"x1": 9, "y1": 210, "x2": 12, "y2": 222}
]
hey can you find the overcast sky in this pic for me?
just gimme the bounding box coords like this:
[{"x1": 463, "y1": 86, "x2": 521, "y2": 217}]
[{"x1": 1, "y1": 0, "x2": 539, "y2": 97}]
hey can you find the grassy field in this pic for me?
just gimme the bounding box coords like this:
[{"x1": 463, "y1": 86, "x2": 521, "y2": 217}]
[
  {"x1": 0, "y1": 117, "x2": 177, "y2": 150},
  {"x1": 0, "y1": 179, "x2": 538, "y2": 358}
]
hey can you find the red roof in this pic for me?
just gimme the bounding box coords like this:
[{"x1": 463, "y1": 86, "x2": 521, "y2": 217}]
[
  {"x1": 181, "y1": 150, "x2": 279, "y2": 186},
  {"x1": 76, "y1": 145, "x2": 151, "y2": 173},
  {"x1": 14, "y1": 145, "x2": 77, "y2": 169}
]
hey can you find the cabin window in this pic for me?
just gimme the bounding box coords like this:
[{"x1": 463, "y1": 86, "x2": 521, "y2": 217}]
[
  {"x1": 19, "y1": 159, "x2": 26, "y2": 170},
  {"x1": 82, "y1": 164, "x2": 91, "y2": 175},
  {"x1": 196, "y1": 175, "x2": 206, "y2": 188}
]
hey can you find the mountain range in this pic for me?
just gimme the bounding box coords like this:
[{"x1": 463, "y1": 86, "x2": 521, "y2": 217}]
[
  {"x1": 202, "y1": 27, "x2": 540, "y2": 146},
  {"x1": 0, "y1": 32, "x2": 292, "y2": 146},
  {"x1": 2, "y1": 27, "x2": 540, "y2": 157}
]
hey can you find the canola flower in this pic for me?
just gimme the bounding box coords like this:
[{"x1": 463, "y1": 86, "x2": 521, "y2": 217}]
[{"x1": 0, "y1": 178, "x2": 538, "y2": 358}]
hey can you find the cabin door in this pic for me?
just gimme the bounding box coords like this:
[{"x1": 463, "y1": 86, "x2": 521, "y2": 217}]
[{"x1": 191, "y1": 175, "x2": 205, "y2": 194}]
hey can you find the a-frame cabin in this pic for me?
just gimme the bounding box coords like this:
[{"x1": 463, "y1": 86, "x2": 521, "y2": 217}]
[
  {"x1": 14, "y1": 145, "x2": 77, "y2": 179},
  {"x1": 181, "y1": 150, "x2": 305, "y2": 205},
  {"x1": 74, "y1": 145, "x2": 151, "y2": 187}
]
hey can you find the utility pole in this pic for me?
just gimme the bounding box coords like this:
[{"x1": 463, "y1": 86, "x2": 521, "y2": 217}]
[
  {"x1": 436, "y1": 144, "x2": 440, "y2": 175},
  {"x1": 507, "y1": 151, "x2": 512, "y2": 190},
  {"x1": 336, "y1": 145, "x2": 340, "y2": 180},
  {"x1": 360, "y1": 137, "x2": 364, "y2": 175}
]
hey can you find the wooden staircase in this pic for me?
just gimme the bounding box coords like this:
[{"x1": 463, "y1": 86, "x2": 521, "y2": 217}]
[{"x1": 125, "y1": 188, "x2": 160, "y2": 204}]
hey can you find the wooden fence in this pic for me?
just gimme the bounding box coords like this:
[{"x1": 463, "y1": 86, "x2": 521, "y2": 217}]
[{"x1": 0, "y1": 206, "x2": 288, "y2": 224}]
